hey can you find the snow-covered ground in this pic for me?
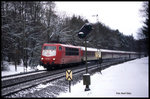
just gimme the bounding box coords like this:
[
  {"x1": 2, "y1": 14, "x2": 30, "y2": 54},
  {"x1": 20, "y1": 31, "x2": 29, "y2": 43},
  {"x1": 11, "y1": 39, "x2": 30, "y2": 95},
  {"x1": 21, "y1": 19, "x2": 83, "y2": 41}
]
[
  {"x1": 1, "y1": 57, "x2": 149, "y2": 98},
  {"x1": 1, "y1": 60, "x2": 45, "y2": 77},
  {"x1": 58, "y1": 57, "x2": 149, "y2": 98}
]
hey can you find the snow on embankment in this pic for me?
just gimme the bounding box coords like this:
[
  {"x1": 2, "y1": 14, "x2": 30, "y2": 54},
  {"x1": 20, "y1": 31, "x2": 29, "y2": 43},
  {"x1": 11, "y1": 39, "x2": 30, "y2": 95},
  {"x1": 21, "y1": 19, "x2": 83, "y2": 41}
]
[
  {"x1": 1, "y1": 60, "x2": 45, "y2": 77},
  {"x1": 58, "y1": 57, "x2": 149, "y2": 97}
]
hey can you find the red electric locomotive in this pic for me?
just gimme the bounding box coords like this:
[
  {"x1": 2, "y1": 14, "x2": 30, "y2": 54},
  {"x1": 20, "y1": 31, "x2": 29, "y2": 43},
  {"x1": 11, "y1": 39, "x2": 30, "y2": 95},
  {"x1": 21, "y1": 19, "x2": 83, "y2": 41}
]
[{"x1": 40, "y1": 43, "x2": 82, "y2": 70}]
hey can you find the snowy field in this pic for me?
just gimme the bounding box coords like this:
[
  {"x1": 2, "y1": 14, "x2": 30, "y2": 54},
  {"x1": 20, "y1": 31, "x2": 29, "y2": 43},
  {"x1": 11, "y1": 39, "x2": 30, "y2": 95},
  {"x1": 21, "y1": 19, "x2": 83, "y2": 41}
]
[
  {"x1": 58, "y1": 57, "x2": 149, "y2": 98},
  {"x1": 1, "y1": 60, "x2": 45, "y2": 77}
]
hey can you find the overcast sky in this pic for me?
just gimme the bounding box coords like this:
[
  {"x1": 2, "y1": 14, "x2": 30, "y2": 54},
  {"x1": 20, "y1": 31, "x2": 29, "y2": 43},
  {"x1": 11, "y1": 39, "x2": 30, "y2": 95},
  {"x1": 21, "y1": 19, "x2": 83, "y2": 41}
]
[{"x1": 54, "y1": 1, "x2": 145, "y2": 39}]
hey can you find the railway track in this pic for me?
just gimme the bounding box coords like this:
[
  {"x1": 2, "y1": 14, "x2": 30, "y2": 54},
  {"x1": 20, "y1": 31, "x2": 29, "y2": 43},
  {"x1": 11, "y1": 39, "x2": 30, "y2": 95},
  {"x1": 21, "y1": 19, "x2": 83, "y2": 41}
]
[{"x1": 1, "y1": 59, "x2": 131, "y2": 97}]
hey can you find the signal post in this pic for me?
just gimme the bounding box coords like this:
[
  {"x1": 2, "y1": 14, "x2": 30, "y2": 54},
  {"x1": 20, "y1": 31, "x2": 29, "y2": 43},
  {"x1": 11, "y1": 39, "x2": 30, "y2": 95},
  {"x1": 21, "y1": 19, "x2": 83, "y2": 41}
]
[
  {"x1": 78, "y1": 23, "x2": 93, "y2": 91},
  {"x1": 66, "y1": 70, "x2": 72, "y2": 93}
]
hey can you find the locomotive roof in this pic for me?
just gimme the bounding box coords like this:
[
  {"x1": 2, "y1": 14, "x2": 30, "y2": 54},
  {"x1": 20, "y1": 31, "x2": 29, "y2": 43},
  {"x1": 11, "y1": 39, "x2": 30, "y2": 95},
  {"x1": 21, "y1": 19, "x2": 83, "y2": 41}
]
[
  {"x1": 43, "y1": 43, "x2": 81, "y2": 48},
  {"x1": 61, "y1": 44, "x2": 81, "y2": 48}
]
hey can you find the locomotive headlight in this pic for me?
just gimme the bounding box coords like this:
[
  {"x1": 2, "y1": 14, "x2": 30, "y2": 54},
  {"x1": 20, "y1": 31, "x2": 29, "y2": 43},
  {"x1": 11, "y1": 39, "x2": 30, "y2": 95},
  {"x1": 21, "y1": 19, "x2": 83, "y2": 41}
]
[
  {"x1": 53, "y1": 58, "x2": 56, "y2": 61},
  {"x1": 41, "y1": 58, "x2": 44, "y2": 60}
]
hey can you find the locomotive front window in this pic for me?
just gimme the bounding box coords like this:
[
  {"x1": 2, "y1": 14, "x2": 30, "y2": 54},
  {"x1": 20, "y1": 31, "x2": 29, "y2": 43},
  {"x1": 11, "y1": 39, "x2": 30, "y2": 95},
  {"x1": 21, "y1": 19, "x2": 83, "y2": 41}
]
[
  {"x1": 43, "y1": 46, "x2": 56, "y2": 50},
  {"x1": 42, "y1": 46, "x2": 56, "y2": 57}
]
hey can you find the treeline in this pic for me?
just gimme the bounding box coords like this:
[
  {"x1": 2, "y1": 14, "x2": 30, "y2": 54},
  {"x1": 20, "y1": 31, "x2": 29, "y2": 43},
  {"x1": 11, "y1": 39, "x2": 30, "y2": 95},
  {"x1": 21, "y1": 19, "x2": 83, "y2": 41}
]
[{"x1": 1, "y1": 1, "x2": 147, "y2": 67}]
